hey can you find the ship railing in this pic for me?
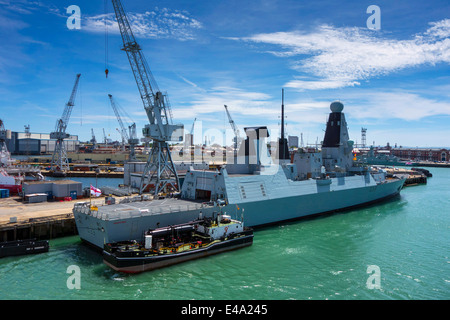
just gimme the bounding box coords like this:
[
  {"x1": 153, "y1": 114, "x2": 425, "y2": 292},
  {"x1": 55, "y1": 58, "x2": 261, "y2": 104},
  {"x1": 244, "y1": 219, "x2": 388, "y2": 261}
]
[
  {"x1": 102, "y1": 203, "x2": 209, "y2": 221},
  {"x1": 73, "y1": 200, "x2": 107, "y2": 216},
  {"x1": 74, "y1": 200, "x2": 212, "y2": 221}
]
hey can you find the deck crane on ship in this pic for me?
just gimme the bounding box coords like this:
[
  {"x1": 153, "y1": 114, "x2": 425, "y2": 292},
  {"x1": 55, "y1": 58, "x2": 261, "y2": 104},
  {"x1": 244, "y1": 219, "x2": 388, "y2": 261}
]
[
  {"x1": 49, "y1": 73, "x2": 81, "y2": 176},
  {"x1": 111, "y1": 0, "x2": 183, "y2": 195}
]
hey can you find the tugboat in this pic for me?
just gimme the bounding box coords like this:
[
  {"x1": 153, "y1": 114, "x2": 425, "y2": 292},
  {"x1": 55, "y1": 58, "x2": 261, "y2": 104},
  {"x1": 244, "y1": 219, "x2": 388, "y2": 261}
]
[{"x1": 103, "y1": 213, "x2": 253, "y2": 273}]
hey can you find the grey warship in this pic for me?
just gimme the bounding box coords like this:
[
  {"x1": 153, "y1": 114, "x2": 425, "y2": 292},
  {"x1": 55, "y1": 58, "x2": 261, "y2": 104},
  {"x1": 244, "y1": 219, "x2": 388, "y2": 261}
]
[
  {"x1": 73, "y1": 101, "x2": 406, "y2": 249},
  {"x1": 73, "y1": 0, "x2": 405, "y2": 249}
]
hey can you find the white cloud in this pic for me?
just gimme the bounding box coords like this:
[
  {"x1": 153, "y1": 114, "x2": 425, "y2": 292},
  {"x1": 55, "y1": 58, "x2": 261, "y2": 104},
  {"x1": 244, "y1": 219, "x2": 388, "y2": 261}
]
[
  {"x1": 172, "y1": 86, "x2": 274, "y2": 120},
  {"x1": 83, "y1": 8, "x2": 203, "y2": 41},
  {"x1": 345, "y1": 90, "x2": 450, "y2": 121},
  {"x1": 237, "y1": 19, "x2": 450, "y2": 90},
  {"x1": 284, "y1": 79, "x2": 360, "y2": 90}
]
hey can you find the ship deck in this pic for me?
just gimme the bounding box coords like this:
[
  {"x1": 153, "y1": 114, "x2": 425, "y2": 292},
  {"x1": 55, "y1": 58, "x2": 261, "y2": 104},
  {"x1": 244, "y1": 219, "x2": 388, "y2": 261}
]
[{"x1": 74, "y1": 198, "x2": 213, "y2": 221}]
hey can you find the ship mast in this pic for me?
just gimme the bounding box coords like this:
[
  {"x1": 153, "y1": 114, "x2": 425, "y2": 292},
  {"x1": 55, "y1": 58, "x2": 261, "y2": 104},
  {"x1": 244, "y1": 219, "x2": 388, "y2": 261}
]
[{"x1": 278, "y1": 88, "x2": 289, "y2": 161}]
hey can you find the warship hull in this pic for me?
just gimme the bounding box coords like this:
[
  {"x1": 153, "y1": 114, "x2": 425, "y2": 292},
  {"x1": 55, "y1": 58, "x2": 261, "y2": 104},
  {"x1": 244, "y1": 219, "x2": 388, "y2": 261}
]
[
  {"x1": 74, "y1": 175, "x2": 404, "y2": 250},
  {"x1": 73, "y1": 101, "x2": 406, "y2": 250}
]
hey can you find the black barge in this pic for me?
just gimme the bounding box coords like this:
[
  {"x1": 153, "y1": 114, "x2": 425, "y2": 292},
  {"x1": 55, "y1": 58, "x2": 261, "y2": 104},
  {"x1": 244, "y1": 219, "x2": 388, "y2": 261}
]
[
  {"x1": 103, "y1": 214, "x2": 253, "y2": 273},
  {"x1": 0, "y1": 239, "x2": 49, "y2": 258}
]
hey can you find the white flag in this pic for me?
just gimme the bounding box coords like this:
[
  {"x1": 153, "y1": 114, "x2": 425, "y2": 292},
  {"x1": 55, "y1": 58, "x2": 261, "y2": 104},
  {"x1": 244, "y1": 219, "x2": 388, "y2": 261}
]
[{"x1": 90, "y1": 185, "x2": 101, "y2": 197}]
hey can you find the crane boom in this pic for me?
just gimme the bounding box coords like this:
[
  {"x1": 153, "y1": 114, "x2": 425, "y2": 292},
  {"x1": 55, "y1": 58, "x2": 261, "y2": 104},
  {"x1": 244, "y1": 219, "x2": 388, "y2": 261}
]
[
  {"x1": 91, "y1": 128, "x2": 97, "y2": 146},
  {"x1": 108, "y1": 94, "x2": 138, "y2": 161},
  {"x1": 111, "y1": 0, "x2": 179, "y2": 139},
  {"x1": 224, "y1": 105, "x2": 239, "y2": 138},
  {"x1": 108, "y1": 94, "x2": 130, "y2": 142},
  {"x1": 50, "y1": 73, "x2": 81, "y2": 175},
  {"x1": 111, "y1": 0, "x2": 183, "y2": 194},
  {"x1": 224, "y1": 105, "x2": 241, "y2": 157},
  {"x1": 190, "y1": 118, "x2": 196, "y2": 135},
  {"x1": 53, "y1": 74, "x2": 81, "y2": 135}
]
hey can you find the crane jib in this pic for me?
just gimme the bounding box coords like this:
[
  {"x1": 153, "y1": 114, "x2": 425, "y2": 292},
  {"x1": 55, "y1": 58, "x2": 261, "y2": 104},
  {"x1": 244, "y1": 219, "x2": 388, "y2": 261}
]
[{"x1": 111, "y1": 0, "x2": 183, "y2": 195}]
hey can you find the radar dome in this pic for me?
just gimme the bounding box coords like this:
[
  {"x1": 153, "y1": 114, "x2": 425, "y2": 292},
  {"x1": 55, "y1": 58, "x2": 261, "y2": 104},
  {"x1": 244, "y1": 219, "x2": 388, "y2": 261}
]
[{"x1": 330, "y1": 101, "x2": 344, "y2": 113}]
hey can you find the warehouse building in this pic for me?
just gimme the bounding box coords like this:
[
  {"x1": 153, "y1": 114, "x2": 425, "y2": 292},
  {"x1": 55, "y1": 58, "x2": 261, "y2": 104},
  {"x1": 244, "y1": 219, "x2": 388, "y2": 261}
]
[
  {"x1": 6, "y1": 131, "x2": 79, "y2": 155},
  {"x1": 391, "y1": 148, "x2": 449, "y2": 162},
  {"x1": 123, "y1": 161, "x2": 209, "y2": 188},
  {"x1": 23, "y1": 180, "x2": 83, "y2": 201}
]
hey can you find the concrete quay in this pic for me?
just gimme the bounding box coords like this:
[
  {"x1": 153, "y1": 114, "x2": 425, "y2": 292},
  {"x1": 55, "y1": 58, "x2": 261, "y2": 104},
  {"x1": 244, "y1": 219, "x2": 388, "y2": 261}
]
[
  {"x1": 0, "y1": 195, "x2": 125, "y2": 242},
  {"x1": 383, "y1": 167, "x2": 428, "y2": 186},
  {"x1": 41, "y1": 170, "x2": 124, "y2": 178},
  {"x1": 0, "y1": 196, "x2": 79, "y2": 242}
]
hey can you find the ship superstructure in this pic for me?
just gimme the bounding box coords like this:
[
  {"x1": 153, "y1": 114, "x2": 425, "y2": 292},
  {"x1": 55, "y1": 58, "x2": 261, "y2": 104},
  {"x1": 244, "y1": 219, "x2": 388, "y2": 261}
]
[{"x1": 73, "y1": 101, "x2": 405, "y2": 249}]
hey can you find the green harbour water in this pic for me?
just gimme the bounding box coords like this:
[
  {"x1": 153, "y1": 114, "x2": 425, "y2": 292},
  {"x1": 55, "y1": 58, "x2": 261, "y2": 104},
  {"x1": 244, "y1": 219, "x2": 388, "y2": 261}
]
[{"x1": 1, "y1": 167, "x2": 449, "y2": 300}]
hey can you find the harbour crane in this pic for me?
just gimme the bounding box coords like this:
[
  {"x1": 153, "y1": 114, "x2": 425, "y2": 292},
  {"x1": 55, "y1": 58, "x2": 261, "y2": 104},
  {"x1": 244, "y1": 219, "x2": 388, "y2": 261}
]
[
  {"x1": 50, "y1": 73, "x2": 81, "y2": 176},
  {"x1": 111, "y1": 0, "x2": 183, "y2": 194},
  {"x1": 91, "y1": 128, "x2": 97, "y2": 147},
  {"x1": 224, "y1": 105, "x2": 241, "y2": 154},
  {"x1": 188, "y1": 117, "x2": 196, "y2": 146},
  {"x1": 190, "y1": 118, "x2": 196, "y2": 136},
  {"x1": 0, "y1": 119, "x2": 11, "y2": 167},
  {"x1": 108, "y1": 94, "x2": 139, "y2": 161},
  {"x1": 187, "y1": 117, "x2": 196, "y2": 159},
  {"x1": 115, "y1": 128, "x2": 125, "y2": 150},
  {"x1": 0, "y1": 119, "x2": 8, "y2": 155},
  {"x1": 103, "y1": 128, "x2": 108, "y2": 145}
]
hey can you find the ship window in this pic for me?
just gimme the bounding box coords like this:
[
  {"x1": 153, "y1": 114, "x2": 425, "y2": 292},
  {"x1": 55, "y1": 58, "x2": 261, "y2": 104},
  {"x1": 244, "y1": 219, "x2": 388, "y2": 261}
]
[
  {"x1": 260, "y1": 184, "x2": 266, "y2": 197},
  {"x1": 239, "y1": 186, "x2": 246, "y2": 199}
]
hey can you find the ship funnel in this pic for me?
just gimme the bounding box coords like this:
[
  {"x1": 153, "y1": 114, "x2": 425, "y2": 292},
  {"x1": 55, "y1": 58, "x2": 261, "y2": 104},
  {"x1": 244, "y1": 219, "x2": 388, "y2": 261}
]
[{"x1": 237, "y1": 126, "x2": 270, "y2": 166}]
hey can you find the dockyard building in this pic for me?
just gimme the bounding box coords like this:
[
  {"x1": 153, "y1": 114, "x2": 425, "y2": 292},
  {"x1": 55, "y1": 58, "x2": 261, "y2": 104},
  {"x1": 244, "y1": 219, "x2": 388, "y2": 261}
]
[{"x1": 391, "y1": 148, "x2": 449, "y2": 162}]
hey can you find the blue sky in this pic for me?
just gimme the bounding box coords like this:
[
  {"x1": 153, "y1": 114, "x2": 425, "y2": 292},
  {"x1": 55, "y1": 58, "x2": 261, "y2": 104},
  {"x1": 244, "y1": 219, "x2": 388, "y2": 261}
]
[{"x1": 0, "y1": 0, "x2": 449, "y2": 148}]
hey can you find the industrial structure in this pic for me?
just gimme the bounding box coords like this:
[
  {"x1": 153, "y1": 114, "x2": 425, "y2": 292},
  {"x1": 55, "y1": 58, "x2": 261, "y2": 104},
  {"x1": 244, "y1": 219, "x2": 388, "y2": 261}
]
[
  {"x1": 185, "y1": 117, "x2": 196, "y2": 147},
  {"x1": 288, "y1": 135, "x2": 299, "y2": 149},
  {"x1": 0, "y1": 119, "x2": 11, "y2": 167},
  {"x1": 5, "y1": 132, "x2": 78, "y2": 156},
  {"x1": 355, "y1": 143, "x2": 450, "y2": 163},
  {"x1": 23, "y1": 180, "x2": 82, "y2": 202},
  {"x1": 111, "y1": 0, "x2": 183, "y2": 195},
  {"x1": 108, "y1": 94, "x2": 139, "y2": 161},
  {"x1": 361, "y1": 128, "x2": 367, "y2": 147},
  {"x1": 390, "y1": 147, "x2": 449, "y2": 162},
  {"x1": 224, "y1": 105, "x2": 242, "y2": 158},
  {"x1": 49, "y1": 74, "x2": 81, "y2": 176}
]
